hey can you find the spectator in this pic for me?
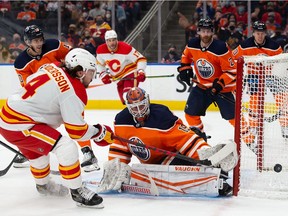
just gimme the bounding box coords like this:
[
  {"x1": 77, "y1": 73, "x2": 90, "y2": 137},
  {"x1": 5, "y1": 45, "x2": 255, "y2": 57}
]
[
  {"x1": 0, "y1": 47, "x2": 11, "y2": 63},
  {"x1": 88, "y1": 2, "x2": 106, "y2": 20},
  {"x1": 104, "y1": 9, "x2": 112, "y2": 27},
  {"x1": 261, "y1": 2, "x2": 282, "y2": 27},
  {"x1": 0, "y1": 37, "x2": 11, "y2": 63},
  {"x1": 67, "y1": 24, "x2": 81, "y2": 48},
  {"x1": 161, "y1": 44, "x2": 181, "y2": 64},
  {"x1": 178, "y1": 12, "x2": 199, "y2": 45},
  {"x1": 221, "y1": 1, "x2": 237, "y2": 15},
  {"x1": 17, "y1": 2, "x2": 36, "y2": 22},
  {"x1": 271, "y1": 26, "x2": 288, "y2": 49},
  {"x1": 89, "y1": 15, "x2": 111, "y2": 41},
  {"x1": 8, "y1": 33, "x2": 26, "y2": 63},
  {"x1": 195, "y1": 0, "x2": 215, "y2": 19},
  {"x1": 115, "y1": 3, "x2": 127, "y2": 40},
  {"x1": 235, "y1": 2, "x2": 248, "y2": 24}
]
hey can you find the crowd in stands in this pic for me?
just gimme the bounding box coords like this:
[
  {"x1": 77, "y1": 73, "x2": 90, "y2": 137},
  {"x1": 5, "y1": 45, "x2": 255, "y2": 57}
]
[
  {"x1": 1, "y1": 1, "x2": 288, "y2": 64},
  {"x1": 0, "y1": 0, "x2": 146, "y2": 63},
  {"x1": 179, "y1": 0, "x2": 288, "y2": 52}
]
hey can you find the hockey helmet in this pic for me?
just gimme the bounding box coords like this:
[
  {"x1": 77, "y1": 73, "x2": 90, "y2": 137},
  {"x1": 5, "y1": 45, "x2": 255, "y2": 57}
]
[
  {"x1": 105, "y1": 30, "x2": 118, "y2": 40},
  {"x1": 125, "y1": 87, "x2": 150, "y2": 123},
  {"x1": 197, "y1": 18, "x2": 214, "y2": 31},
  {"x1": 24, "y1": 25, "x2": 44, "y2": 42},
  {"x1": 65, "y1": 48, "x2": 96, "y2": 73},
  {"x1": 252, "y1": 21, "x2": 267, "y2": 32}
]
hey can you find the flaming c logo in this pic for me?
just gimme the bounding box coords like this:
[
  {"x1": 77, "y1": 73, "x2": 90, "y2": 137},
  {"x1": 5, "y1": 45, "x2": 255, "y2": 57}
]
[{"x1": 108, "y1": 59, "x2": 121, "y2": 72}]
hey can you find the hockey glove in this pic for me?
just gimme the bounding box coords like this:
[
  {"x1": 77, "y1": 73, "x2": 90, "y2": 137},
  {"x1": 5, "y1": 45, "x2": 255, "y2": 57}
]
[
  {"x1": 100, "y1": 72, "x2": 112, "y2": 84},
  {"x1": 177, "y1": 63, "x2": 193, "y2": 86},
  {"x1": 136, "y1": 69, "x2": 146, "y2": 82},
  {"x1": 210, "y1": 78, "x2": 225, "y2": 96},
  {"x1": 98, "y1": 158, "x2": 131, "y2": 193},
  {"x1": 93, "y1": 124, "x2": 114, "y2": 146}
]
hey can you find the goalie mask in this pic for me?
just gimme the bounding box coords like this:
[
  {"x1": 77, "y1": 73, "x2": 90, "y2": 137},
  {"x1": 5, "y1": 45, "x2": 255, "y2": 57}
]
[{"x1": 125, "y1": 87, "x2": 150, "y2": 125}]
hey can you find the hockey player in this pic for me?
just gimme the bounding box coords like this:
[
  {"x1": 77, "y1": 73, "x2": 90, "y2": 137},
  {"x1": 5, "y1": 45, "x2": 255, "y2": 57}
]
[
  {"x1": 13, "y1": 25, "x2": 99, "y2": 172},
  {"x1": 98, "y1": 87, "x2": 238, "y2": 196},
  {"x1": 177, "y1": 18, "x2": 237, "y2": 134},
  {"x1": 232, "y1": 21, "x2": 283, "y2": 152},
  {"x1": 96, "y1": 30, "x2": 147, "y2": 104},
  {"x1": 0, "y1": 48, "x2": 114, "y2": 208}
]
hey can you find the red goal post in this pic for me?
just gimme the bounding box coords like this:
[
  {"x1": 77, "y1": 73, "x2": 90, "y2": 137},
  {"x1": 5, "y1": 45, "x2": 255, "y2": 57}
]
[{"x1": 233, "y1": 53, "x2": 288, "y2": 199}]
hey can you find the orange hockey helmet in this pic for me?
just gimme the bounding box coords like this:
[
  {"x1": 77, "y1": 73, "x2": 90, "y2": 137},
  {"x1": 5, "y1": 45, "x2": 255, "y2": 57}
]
[{"x1": 125, "y1": 87, "x2": 150, "y2": 124}]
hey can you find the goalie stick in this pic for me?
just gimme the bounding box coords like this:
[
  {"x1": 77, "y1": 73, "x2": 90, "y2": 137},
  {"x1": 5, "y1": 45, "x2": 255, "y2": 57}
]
[
  {"x1": 191, "y1": 78, "x2": 281, "y2": 123},
  {"x1": 112, "y1": 135, "x2": 211, "y2": 166}
]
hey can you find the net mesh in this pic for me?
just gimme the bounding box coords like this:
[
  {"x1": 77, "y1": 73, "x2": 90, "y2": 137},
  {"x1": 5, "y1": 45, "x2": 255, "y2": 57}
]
[{"x1": 236, "y1": 53, "x2": 288, "y2": 199}]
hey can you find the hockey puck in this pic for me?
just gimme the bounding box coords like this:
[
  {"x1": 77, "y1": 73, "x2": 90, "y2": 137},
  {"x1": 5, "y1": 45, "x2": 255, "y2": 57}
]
[{"x1": 274, "y1": 164, "x2": 282, "y2": 173}]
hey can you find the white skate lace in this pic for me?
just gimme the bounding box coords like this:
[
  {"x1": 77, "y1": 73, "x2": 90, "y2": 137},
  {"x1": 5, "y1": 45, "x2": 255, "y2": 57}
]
[{"x1": 78, "y1": 186, "x2": 95, "y2": 200}]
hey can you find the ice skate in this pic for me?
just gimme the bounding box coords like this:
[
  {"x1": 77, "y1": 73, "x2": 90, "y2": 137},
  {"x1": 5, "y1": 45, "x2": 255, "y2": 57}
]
[
  {"x1": 81, "y1": 147, "x2": 100, "y2": 172},
  {"x1": 36, "y1": 180, "x2": 69, "y2": 197},
  {"x1": 70, "y1": 185, "x2": 104, "y2": 208},
  {"x1": 218, "y1": 181, "x2": 233, "y2": 197},
  {"x1": 13, "y1": 155, "x2": 30, "y2": 168}
]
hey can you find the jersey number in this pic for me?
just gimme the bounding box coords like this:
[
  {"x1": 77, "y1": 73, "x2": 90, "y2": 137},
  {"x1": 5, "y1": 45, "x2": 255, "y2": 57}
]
[{"x1": 22, "y1": 74, "x2": 50, "y2": 99}]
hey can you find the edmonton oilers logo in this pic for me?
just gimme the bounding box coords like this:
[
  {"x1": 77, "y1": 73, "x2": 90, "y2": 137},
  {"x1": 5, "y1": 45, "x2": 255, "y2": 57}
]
[
  {"x1": 196, "y1": 59, "x2": 214, "y2": 78},
  {"x1": 128, "y1": 137, "x2": 150, "y2": 161}
]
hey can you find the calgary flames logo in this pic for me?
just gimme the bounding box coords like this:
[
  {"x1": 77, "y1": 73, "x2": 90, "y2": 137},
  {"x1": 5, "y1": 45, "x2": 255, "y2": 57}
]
[
  {"x1": 107, "y1": 59, "x2": 121, "y2": 72},
  {"x1": 128, "y1": 137, "x2": 150, "y2": 161}
]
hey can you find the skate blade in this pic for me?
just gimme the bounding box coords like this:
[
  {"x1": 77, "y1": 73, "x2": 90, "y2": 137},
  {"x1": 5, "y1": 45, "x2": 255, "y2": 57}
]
[
  {"x1": 76, "y1": 202, "x2": 104, "y2": 209},
  {"x1": 13, "y1": 163, "x2": 30, "y2": 168},
  {"x1": 82, "y1": 165, "x2": 100, "y2": 172}
]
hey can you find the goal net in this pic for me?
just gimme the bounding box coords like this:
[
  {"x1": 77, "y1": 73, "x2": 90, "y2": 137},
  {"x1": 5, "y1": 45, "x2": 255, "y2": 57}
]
[{"x1": 233, "y1": 53, "x2": 288, "y2": 199}]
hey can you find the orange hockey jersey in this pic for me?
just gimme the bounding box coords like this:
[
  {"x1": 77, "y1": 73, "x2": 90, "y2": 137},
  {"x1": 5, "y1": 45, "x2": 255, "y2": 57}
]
[
  {"x1": 181, "y1": 38, "x2": 237, "y2": 92},
  {"x1": 14, "y1": 39, "x2": 71, "y2": 86},
  {"x1": 232, "y1": 36, "x2": 283, "y2": 60},
  {"x1": 108, "y1": 104, "x2": 209, "y2": 165}
]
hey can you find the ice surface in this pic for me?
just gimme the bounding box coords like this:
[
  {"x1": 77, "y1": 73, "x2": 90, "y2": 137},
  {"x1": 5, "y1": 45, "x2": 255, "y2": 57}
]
[{"x1": 1, "y1": 110, "x2": 287, "y2": 216}]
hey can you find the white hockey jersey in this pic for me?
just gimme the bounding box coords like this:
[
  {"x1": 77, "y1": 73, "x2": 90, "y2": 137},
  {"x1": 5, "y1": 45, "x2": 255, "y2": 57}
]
[
  {"x1": 96, "y1": 41, "x2": 147, "y2": 80},
  {"x1": 0, "y1": 63, "x2": 98, "y2": 140}
]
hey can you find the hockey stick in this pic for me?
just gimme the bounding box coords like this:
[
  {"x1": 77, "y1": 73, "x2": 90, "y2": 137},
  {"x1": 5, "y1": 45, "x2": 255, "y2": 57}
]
[
  {"x1": 113, "y1": 74, "x2": 175, "y2": 81},
  {"x1": 87, "y1": 83, "x2": 106, "y2": 89},
  {"x1": 87, "y1": 74, "x2": 175, "y2": 89},
  {"x1": 0, "y1": 154, "x2": 18, "y2": 177},
  {"x1": 191, "y1": 79, "x2": 281, "y2": 123},
  {"x1": 112, "y1": 135, "x2": 212, "y2": 167},
  {"x1": 0, "y1": 140, "x2": 61, "y2": 176}
]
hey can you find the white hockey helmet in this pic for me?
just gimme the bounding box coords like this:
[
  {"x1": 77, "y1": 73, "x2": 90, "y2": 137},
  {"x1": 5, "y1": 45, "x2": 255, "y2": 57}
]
[
  {"x1": 65, "y1": 48, "x2": 96, "y2": 72},
  {"x1": 105, "y1": 30, "x2": 118, "y2": 40}
]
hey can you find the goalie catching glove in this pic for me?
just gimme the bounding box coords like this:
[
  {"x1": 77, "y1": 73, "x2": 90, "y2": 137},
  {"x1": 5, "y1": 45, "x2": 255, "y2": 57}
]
[
  {"x1": 98, "y1": 158, "x2": 131, "y2": 193},
  {"x1": 177, "y1": 63, "x2": 193, "y2": 86},
  {"x1": 197, "y1": 139, "x2": 238, "y2": 172},
  {"x1": 93, "y1": 124, "x2": 114, "y2": 146}
]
